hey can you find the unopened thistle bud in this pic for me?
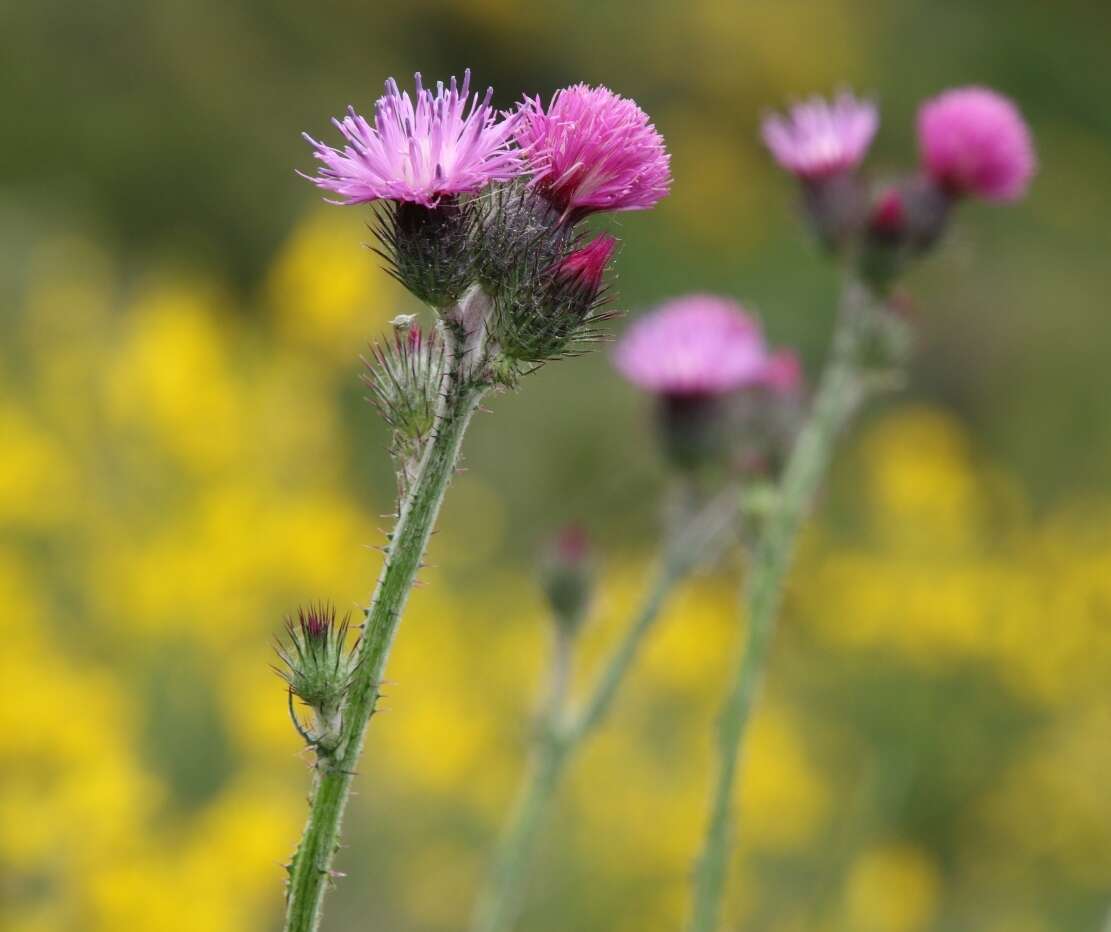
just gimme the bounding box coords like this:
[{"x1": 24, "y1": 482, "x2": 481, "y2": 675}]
[
  {"x1": 491, "y1": 234, "x2": 617, "y2": 377},
  {"x1": 363, "y1": 321, "x2": 447, "y2": 493},
  {"x1": 860, "y1": 179, "x2": 952, "y2": 291},
  {"x1": 540, "y1": 524, "x2": 595, "y2": 634},
  {"x1": 475, "y1": 182, "x2": 571, "y2": 295},
  {"x1": 275, "y1": 603, "x2": 357, "y2": 751}
]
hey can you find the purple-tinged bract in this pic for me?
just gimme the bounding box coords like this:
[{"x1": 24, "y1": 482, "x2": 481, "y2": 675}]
[
  {"x1": 517, "y1": 84, "x2": 671, "y2": 215},
  {"x1": 614, "y1": 295, "x2": 770, "y2": 398},
  {"x1": 762, "y1": 91, "x2": 878, "y2": 180},
  {"x1": 917, "y1": 86, "x2": 1035, "y2": 202},
  {"x1": 302, "y1": 70, "x2": 524, "y2": 207}
]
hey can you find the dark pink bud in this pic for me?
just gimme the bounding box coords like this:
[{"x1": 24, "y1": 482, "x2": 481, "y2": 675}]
[
  {"x1": 760, "y1": 349, "x2": 803, "y2": 395},
  {"x1": 559, "y1": 235, "x2": 617, "y2": 294},
  {"x1": 541, "y1": 524, "x2": 594, "y2": 632},
  {"x1": 869, "y1": 188, "x2": 906, "y2": 239},
  {"x1": 554, "y1": 524, "x2": 590, "y2": 564}
]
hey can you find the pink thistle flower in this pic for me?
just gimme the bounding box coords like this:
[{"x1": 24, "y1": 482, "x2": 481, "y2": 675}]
[
  {"x1": 302, "y1": 70, "x2": 524, "y2": 207},
  {"x1": 614, "y1": 295, "x2": 770, "y2": 398},
  {"x1": 762, "y1": 91, "x2": 878, "y2": 180},
  {"x1": 559, "y1": 234, "x2": 617, "y2": 294},
  {"x1": 917, "y1": 86, "x2": 1036, "y2": 201},
  {"x1": 516, "y1": 84, "x2": 671, "y2": 216},
  {"x1": 760, "y1": 349, "x2": 803, "y2": 394}
]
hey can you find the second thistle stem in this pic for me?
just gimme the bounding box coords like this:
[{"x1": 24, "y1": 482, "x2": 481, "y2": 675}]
[
  {"x1": 471, "y1": 492, "x2": 738, "y2": 932},
  {"x1": 284, "y1": 318, "x2": 486, "y2": 932},
  {"x1": 687, "y1": 280, "x2": 873, "y2": 932},
  {"x1": 471, "y1": 628, "x2": 572, "y2": 932}
]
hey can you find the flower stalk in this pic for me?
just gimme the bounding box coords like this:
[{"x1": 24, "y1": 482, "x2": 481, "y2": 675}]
[
  {"x1": 686, "y1": 277, "x2": 879, "y2": 932},
  {"x1": 283, "y1": 312, "x2": 486, "y2": 932},
  {"x1": 471, "y1": 490, "x2": 738, "y2": 932}
]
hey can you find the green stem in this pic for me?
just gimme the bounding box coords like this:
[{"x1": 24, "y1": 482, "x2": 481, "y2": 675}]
[
  {"x1": 471, "y1": 491, "x2": 738, "y2": 932},
  {"x1": 283, "y1": 323, "x2": 486, "y2": 932},
  {"x1": 687, "y1": 280, "x2": 873, "y2": 932},
  {"x1": 470, "y1": 628, "x2": 572, "y2": 932}
]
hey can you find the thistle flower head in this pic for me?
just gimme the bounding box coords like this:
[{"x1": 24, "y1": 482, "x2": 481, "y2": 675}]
[
  {"x1": 762, "y1": 91, "x2": 878, "y2": 180},
  {"x1": 540, "y1": 524, "x2": 595, "y2": 633},
  {"x1": 614, "y1": 295, "x2": 770, "y2": 398},
  {"x1": 516, "y1": 84, "x2": 671, "y2": 216},
  {"x1": 371, "y1": 198, "x2": 482, "y2": 308},
  {"x1": 917, "y1": 86, "x2": 1036, "y2": 201},
  {"x1": 363, "y1": 321, "x2": 446, "y2": 446},
  {"x1": 301, "y1": 605, "x2": 331, "y2": 640},
  {"x1": 302, "y1": 69, "x2": 524, "y2": 207},
  {"x1": 492, "y1": 234, "x2": 618, "y2": 372},
  {"x1": 860, "y1": 178, "x2": 952, "y2": 290},
  {"x1": 275, "y1": 603, "x2": 356, "y2": 727}
]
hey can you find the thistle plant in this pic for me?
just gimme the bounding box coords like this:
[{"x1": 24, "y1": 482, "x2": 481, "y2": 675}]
[
  {"x1": 686, "y1": 86, "x2": 1036, "y2": 932},
  {"x1": 280, "y1": 70, "x2": 671, "y2": 932},
  {"x1": 472, "y1": 297, "x2": 800, "y2": 932}
]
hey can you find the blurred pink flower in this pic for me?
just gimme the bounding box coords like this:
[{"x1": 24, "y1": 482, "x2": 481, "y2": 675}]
[
  {"x1": 302, "y1": 70, "x2": 524, "y2": 206},
  {"x1": 517, "y1": 84, "x2": 671, "y2": 215},
  {"x1": 918, "y1": 86, "x2": 1036, "y2": 201},
  {"x1": 614, "y1": 295, "x2": 770, "y2": 397},
  {"x1": 762, "y1": 91, "x2": 878, "y2": 179},
  {"x1": 559, "y1": 234, "x2": 617, "y2": 294}
]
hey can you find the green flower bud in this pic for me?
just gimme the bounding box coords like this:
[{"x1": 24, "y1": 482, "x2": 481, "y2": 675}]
[
  {"x1": 363, "y1": 320, "x2": 448, "y2": 494},
  {"x1": 540, "y1": 525, "x2": 595, "y2": 635},
  {"x1": 275, "y1": 603, "x2": 357, "y2": 751}
]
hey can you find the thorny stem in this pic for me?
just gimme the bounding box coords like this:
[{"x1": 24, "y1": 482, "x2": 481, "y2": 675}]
[
  {"x1": 687, "y1": 279, "x2": 880, "y2": 932},
  {"x1": 471, "y1": 489, "x2": 739, "y2": 932},
  {"x1": 283, "y1": 294, "x2": 488, "y2": 932}
]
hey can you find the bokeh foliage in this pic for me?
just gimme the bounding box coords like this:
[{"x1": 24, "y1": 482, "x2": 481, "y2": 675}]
[{"x1": 2, "y1": 1, "x2": 1110, "y2": 930}]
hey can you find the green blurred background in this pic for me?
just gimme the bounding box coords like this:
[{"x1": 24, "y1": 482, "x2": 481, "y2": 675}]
[{"x1": 3, "y1": 1, "x2": 1110, "y2": 930}]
